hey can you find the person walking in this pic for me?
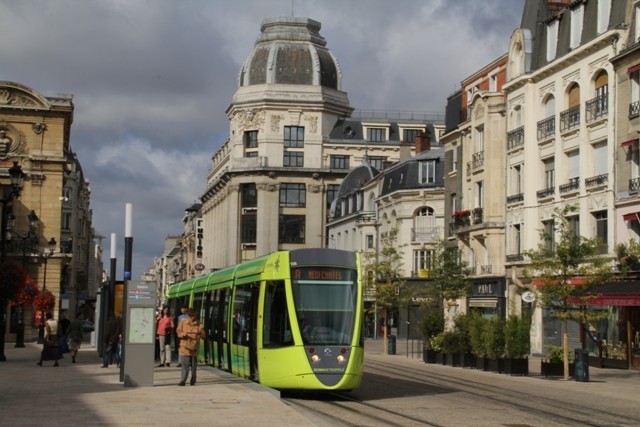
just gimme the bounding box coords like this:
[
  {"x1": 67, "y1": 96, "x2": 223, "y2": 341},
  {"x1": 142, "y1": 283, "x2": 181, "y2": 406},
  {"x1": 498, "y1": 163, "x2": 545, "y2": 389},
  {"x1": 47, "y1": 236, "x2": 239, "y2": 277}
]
[
  {"x1": 37, "y1": 312, "x2": 61, "y2": 367},
  {"x1": 175, "y1": 305, "x2": 189, "y2": 367},
  {"x1": 102, "y1": 314, "x2": 122, "y2": 368},
  {"x1": 156, "y1": 306, "x2": 174, "y2": 367},
  {"x1": 66, "y1": 312, "x2": 85, "y2": 363},
  {"x1": 176, "y1": 309, "x2": 204, "y2": 386}
]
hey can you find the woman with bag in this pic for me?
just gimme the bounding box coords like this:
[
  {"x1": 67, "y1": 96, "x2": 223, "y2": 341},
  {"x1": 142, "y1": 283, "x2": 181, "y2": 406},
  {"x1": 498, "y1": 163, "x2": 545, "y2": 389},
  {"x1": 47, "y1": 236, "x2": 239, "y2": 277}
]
[
  {"x1": 66, "y1": 312, "x2": 85, "y2": 363},
  {"x1": 156, "y1": 306, "x2": 174, "y2": 367},
  {"x1": 37, "y1": 312, "x2": 62, "y2": 367},
  {"x1": 176, "y1": 309, "x2": 204, "y2": 386}
]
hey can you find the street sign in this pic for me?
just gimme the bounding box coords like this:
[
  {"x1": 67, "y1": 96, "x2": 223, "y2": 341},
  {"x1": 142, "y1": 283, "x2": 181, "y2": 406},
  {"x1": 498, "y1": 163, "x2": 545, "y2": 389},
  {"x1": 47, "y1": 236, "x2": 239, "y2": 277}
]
[
  {"x1": 195, "y1": 263, "x2": 205, "y2": 271},
  {"x1": 521, "y1": 291, "x2": 535, "y2": 303}
]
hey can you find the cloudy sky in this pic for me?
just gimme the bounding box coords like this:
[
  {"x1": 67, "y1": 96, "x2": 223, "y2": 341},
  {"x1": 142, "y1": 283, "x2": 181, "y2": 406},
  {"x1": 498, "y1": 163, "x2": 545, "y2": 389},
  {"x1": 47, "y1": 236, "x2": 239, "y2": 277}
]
[{"x1": 1, "y1": 0, "x2": 524, "y2": 280}]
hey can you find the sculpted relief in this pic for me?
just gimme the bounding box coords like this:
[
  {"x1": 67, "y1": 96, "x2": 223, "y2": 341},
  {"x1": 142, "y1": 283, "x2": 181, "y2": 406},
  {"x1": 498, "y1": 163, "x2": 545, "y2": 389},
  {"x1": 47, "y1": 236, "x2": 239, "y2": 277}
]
[
  {"x1": 0, "y1": 127, "x2": 26, "y2": 159},
  {"x1": 235, "y1": 108, "x2": 266, "y2": 133}
]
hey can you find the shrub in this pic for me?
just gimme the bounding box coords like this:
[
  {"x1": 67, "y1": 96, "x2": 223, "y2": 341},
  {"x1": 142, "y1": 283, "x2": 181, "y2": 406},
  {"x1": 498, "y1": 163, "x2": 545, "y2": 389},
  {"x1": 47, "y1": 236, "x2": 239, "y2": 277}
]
[
  {"x1": 417, "y1": 312, "x2": 444, "y2": 349},
  {"x1": 545, "y1": 345, "x2": 574, "y2": 363},
  {"x1": 482, "y1": 317, "x2": 505, "y2": 359},
  {"x1": 468, "y1": 312, "x2": 488, "y2": 357},
  {"x1": 504, "y1": 315, "x2": 531, "y2": 359}
]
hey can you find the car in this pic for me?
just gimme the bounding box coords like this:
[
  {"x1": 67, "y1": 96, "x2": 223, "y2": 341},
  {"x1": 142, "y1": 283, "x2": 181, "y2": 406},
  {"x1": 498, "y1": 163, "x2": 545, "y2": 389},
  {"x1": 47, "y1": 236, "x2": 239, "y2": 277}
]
[{"x1": 82, "y1": 319, "x2": 95, "y2": 333}]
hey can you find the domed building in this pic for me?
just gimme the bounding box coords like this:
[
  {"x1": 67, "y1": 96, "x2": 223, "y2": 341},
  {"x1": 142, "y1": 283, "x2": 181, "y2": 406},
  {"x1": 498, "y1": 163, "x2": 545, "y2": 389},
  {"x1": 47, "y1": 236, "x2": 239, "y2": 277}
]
[{"x1": 200, "y1": 17, "x2": 442, "y2": 270}]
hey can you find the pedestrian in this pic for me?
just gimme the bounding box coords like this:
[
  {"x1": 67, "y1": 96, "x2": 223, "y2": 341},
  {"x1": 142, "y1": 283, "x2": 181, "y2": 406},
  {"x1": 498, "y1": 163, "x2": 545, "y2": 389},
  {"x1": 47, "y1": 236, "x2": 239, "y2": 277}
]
[
  {"x1": 156, "y1": 306, "x2": 174, "y2": 367},
  {"x1": 37, "y1": 312, "x2": 62, "y2": 367},
  {"x1": 102, "y1": 313, "x2": 122, "y2": 368},
  {"x1": 175, "y1": 305, "x2": 189, "y2": 367},
  {"x1": 176, "y1": 308, "x2": 204, "y2": 386},
  {"x1": 66, "y1": 312, "x2": 85, "y2": 363}
]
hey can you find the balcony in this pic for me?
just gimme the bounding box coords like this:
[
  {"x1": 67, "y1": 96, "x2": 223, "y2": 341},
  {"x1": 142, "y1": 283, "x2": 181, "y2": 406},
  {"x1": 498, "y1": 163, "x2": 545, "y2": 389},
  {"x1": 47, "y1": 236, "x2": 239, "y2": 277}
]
[
  {"x1": 585, "y1": 94, "x2": 608, "y2": 122},
  {"x1": 537, "y1": 187, "x2": 555, "y2": 199},
  {"x1": 537, "y1": 116, "x2": 555, "y2": 140},
  {"x1": 356, "y1": 211, "x2": 376, "y2": 223},
  {"x1": 585, "y1": 173, "x2": 608, "y2": 189},
  {"x1": 506, "y1": 254, "x2": 524, "y2": 263},
  {"x1": 507, "y1": 126, "x2": 524, "y2": 151},
  {"x1": 412, "y1": 226, "x2": 440, "y2": 243},
  {"x1": 559, "y1": 177, "x2": 580, "y2": 194},
  {"x1": 478, "y1": 265, "x2": 492, "y2": 275},
  {"x1": 451, "y1": 210, "x2": 471, "y2": 232},
  {"x1": 630, "y1": 101, "x2": 640, "y2": 118},
  {"x1": 630, "y1": 177, "x2": 640, "y2": 192},
  {"x1": 471, "y1": 207, "x2": 483, "y2": 224},
  {"x1": 506, "y1": 193, "x2": 524, "y2": 204},
  {"x1": 467, "y1": 151, "x2": 484, "y2": 175},
  {"x1": 559, "y1": 105, "x2": 580, "y2": 132}
]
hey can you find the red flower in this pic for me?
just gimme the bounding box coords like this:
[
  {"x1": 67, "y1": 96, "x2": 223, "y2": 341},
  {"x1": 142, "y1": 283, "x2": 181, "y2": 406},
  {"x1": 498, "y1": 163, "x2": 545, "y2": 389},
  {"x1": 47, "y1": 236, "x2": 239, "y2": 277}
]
[
  {"x1": 33, "y1": 289, "x2": 56, "y2": 312},
  {"x1": 11, "y1": 276, "x2": 39, "y2": 307}
]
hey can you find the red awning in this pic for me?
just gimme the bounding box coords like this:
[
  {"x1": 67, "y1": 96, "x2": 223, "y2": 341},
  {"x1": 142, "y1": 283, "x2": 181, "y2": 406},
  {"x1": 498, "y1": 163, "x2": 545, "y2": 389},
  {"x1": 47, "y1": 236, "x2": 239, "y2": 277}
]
[
  {"x1": 628, "y1": 64, "x2": 640, "y2": 74},
  {"x1": 621, "y1": 138, "x2": 638, "y2": 147},
  {"x1": 623, "y1": 212, "x2": 640, "y2": 222}
]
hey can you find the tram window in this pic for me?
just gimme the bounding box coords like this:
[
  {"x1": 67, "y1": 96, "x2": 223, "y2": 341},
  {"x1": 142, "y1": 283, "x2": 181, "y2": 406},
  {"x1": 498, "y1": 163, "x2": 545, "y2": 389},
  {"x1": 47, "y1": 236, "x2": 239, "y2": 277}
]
[
  {"x1": 233, "y1": 284, "x2": 254, "y2": 345},
  {"x1": 263, "y1": 281, "x2": 293, "y2": 348}
]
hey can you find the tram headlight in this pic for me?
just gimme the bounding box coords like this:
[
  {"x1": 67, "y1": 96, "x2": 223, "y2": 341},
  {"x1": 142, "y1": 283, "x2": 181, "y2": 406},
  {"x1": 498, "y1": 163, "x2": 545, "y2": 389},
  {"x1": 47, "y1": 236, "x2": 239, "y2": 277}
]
[
  {"x1": 336, "y1": 354, "x2": 346, "y2": 364},
  {"x1": 311, "y1": 354, "x2": 320, "y2": 363}
]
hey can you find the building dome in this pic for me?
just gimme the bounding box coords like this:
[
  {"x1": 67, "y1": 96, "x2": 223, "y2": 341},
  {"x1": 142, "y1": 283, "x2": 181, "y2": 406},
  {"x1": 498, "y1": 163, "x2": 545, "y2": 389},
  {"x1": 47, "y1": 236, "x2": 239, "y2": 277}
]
[{"x1": 238, "y1": 17, "x2": 342, "y2": 90}]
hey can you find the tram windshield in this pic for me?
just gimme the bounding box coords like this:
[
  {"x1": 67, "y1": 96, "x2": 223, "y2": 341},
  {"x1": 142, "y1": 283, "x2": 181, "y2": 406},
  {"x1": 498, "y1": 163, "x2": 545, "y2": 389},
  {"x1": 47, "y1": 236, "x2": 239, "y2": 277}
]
[{"x1": 291, "y1": 267, "x2": 357, "y2": 346}]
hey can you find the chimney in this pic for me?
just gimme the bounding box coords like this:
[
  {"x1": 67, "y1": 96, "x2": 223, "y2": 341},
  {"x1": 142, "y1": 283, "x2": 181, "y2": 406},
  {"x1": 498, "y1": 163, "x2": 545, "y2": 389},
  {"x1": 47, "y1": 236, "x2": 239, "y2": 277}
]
[{"x1": 415, "y1": 130, "x2": 431, "y2": 154}]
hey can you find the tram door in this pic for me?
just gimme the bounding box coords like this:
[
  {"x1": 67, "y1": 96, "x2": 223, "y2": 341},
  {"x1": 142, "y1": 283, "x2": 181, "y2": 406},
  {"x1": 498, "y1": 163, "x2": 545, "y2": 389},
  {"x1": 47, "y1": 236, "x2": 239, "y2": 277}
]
[{"x1": 230, "y1": 282, "x2": 259, "y2": 380}]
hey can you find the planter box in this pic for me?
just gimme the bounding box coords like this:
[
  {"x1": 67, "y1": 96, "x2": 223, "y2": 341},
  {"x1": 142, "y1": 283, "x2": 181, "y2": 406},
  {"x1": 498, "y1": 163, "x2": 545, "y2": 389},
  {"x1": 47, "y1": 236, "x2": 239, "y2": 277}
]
[
  {"x1": 502, "y1": 357, "x2": 529, "y2": 376},
  {"x1": 486, "y1": 357, "x2": 503, "y2": 373},
  {"x1": 445, "y1": 352, "x2": 460, "y2": 366},
  {"x1": 436, "y1": 351, "x2": 446, "y2": 365},
  {"x1": 474, "y1": 356, "x2": 488, "y2": 371},
  {"x1": 423, "y1": 348, "x2": 438, "y2": 364},
  {"x1": 461, "y1": 353, "x2": 476, "y2": 368},
  {"x1": 541, "y1": 360, "x2": 574, "y2": 377}
]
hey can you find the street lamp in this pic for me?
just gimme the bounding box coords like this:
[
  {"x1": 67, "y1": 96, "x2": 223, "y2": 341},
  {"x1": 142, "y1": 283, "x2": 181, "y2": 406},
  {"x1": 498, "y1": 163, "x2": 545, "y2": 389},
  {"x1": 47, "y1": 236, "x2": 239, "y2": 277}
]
[{"x1": 36, "y1": 237, "x2": 57, "y2": 344}]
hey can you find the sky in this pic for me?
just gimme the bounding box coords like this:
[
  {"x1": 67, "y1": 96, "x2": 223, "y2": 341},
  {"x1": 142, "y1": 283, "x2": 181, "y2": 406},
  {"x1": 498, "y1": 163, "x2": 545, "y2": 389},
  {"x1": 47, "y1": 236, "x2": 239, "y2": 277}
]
[{"x1": 0, "y1": 0, "x2": 524, "y2": 280}]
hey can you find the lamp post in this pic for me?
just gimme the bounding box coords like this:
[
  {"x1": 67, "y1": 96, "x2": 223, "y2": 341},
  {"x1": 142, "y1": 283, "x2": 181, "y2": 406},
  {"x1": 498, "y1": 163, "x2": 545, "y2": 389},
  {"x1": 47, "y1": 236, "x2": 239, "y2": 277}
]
[
  {"x1": 0, "y1": 161, "x2": 25, "y2": 362},
  {"x1": 36, "y1": 237, "x2": 57, "y2": 344},
  {"x1": 12, "y1": 210, "x2": 39, "y2": 348}
]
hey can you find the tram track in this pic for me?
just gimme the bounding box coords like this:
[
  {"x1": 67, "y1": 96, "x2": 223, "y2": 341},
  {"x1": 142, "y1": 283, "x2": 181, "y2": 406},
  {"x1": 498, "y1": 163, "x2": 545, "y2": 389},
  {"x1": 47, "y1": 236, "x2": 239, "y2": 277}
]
[{"x1": 364, "y1": 357, "x2": 634, "y2": 426}]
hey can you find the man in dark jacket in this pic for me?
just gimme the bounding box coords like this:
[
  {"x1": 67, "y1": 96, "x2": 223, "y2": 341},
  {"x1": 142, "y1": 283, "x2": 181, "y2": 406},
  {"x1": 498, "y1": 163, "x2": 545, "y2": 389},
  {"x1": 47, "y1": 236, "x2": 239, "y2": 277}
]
[{"x1": 102, "y1": 314, "x2": 123, "y2": 368}]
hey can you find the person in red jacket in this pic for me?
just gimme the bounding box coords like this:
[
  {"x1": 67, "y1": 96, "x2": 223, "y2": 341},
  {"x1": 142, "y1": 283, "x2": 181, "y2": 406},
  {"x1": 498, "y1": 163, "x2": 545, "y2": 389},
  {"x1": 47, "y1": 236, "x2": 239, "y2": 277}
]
[{"x1": 156, "y1": 306, "x2": 174, "y2": 367}]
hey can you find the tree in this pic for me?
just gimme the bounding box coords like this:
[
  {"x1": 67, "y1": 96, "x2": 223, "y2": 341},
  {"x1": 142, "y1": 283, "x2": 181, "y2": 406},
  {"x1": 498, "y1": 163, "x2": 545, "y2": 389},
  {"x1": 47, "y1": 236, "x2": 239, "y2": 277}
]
[
  {"x1": 0, "y1": 259, "x2": 28, "y2": 361},
  {"x1": 524, "y1": 205, "x2": 612, "y2": 380},
  {"x1": 426, "y1": 239, "x2": 471, "y2": 303},
  {"x1": 362, "y1": 226, "x2": 407, "y2": 354}
]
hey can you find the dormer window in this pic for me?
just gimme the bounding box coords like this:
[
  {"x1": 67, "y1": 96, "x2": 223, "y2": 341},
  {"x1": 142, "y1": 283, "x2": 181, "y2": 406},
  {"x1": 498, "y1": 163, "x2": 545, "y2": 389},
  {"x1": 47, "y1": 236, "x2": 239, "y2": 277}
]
[
  {"x1": 570, "y1": 4, "x2": 584, "y2": 49},
  {"x1": 546, "y1": 19, "x2": 558, "y2": 61},
  {"x1": 367, "y1": 127, "x2": 386, "y2": 142}
]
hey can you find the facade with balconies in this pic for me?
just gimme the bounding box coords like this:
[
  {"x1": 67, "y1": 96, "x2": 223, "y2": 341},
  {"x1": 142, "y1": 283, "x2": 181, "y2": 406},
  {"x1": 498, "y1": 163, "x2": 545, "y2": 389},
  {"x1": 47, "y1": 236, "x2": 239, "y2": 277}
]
[{"x1": 503, "y1": 0, "x2": 627, "y2": 354}]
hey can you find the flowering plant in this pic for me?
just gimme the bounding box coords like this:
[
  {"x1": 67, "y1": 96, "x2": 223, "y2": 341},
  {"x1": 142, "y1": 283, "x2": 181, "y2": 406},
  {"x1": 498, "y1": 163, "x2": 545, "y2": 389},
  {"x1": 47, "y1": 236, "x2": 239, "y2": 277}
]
[
  {"x1": 11, "y1": 276, "x2": 39, "y2": 307},
  {"x1": 451, "y1": 210, "x2": 470, "y2": 219},
  {"x1": 33, "y1": 289, "x2": 56, "y2": 312},
  {"x1": 0, "y1": 259, "x2": 27, "y2": 302}
]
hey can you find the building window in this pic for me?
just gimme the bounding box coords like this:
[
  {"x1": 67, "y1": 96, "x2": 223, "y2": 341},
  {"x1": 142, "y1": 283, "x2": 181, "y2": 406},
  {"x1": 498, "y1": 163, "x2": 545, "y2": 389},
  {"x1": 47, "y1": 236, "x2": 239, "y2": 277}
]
[
  {"x1": 475, "y1": 181, "x2": 484, "y2": 208},
  {"x1": 330, "y1": 155, "x2": 350, "y2": 169},
  {"x1": 241, "y1": 214, "x2": 256, "y2": 244},
  {"x1": 544, "y1": 158, "x2": 555, "y2": 189},
  {"x1": 279, "y1": 183, "x2": 306, "y2": 208},
  {"x1": 567, "y1": 149, "x2": 580, "y2": 181},
  {"x1": 512, "y1": 223, "x2": 522, "y2": 255},
  {"x1": 597, "y1": 0, "x2": 611, "y2": 35},
  {"x1": 244, "y1": 130, "x2": 258, "y2": 149},
  {"x1": 368, "y1": 156, "x2": 385, "y2": 170},
  {"x1": 419, "y1": 160, "x2": 436, "y2": 184},
  {"x1": 570, "y1": 4, "x2": 584, "y2": 49},
  {"x1": 543, "y1": 219, "x2": 555, "y2": 252},
  {"x1": 474, "y1": 126, "x2": 484, "y2": 152},
  {"x1": 367, "y1": 127, "x2": 386, "y2": 142},
  {"x1": 413, "y1": 249, "x2": 433, "y2": 276},
  {"x1": 403, "y1": 129, "x2": 422, "y2": 143},
  {"x1": 366, "y1": 234, "x2": 374, "y2": 249},
  {"x1": 284, "y1": 126, "x2": 304, "y2": 148},
  {"x1": 546, "y1": 20, "x2": 558, "y2": 61},
  {"x1": 241, "y1": 183, "x2": 257, "y2": 207},
  {"x1": 593, "y1": 141, "x2": 607, "y2": 177},
  {"x1": 283, "y1": 151, "x2": 304, "y2": 167},
  {"x1": 567, "y1": 215, "x2": 580, "y2": 239},
  {"x1": 593, "y1": 210, "x2": 607, "y2": 251},
  {"x1": 327, "y1": 184, "x2": 339, "y2": 209},
  {"x1": 62, "y1": 212, "x2": 71, "y2": 231},
  {"x1": 452, "y1": 146, "x2": 458, "y2": 172},
  {"x1": 511, "y1": 164, "x2": 523, "y2": 195},
  {"x1": 279, "y1": 215, "x2": 305, "y2": 243}
]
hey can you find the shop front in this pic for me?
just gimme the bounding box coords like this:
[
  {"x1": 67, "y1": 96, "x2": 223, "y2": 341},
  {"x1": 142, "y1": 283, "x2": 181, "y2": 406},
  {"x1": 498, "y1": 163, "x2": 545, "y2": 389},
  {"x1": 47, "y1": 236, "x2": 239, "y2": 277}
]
[
  {"x1": 467, "y1": 278, "x2": 506, "y2": 319},
  {"x1": 582, "y1": 280, "x2": 640, "y2": 370}
]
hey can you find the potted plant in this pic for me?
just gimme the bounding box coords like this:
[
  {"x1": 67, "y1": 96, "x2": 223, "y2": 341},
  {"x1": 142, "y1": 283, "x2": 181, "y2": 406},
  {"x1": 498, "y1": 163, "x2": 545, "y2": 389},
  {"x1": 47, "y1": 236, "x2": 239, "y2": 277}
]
[
  {"x1": 502, "y1": 315, "x2": 530, "y2": 376},
  {"x1": 418, "y1": 312, "x2": 444, "y2": 364},
  {"x1": 429, "y1": 332, "x2": 445, "y2": 364},
  {"x1": 468, "y1": 312, "x2": 488, "y2": 370},
  {"x1": 615, "y1": 239, "x2": 640, "y2": 272},
  {"x1": 541, "y1": 345, "x2": 575, "y2": 377},
  {"x1": 483, "y1": 317, "x2": 505, "y2": 372}
]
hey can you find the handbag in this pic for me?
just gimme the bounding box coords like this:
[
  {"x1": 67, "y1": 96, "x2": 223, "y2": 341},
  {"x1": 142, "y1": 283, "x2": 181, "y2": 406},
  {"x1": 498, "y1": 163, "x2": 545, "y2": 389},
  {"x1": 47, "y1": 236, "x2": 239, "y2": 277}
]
[
  {"x1": 165, "y1": 326, "x2": 173, "y2": 335},
  {"x1": 183, "y1": 338, "x2": 198, "y2": 351}
]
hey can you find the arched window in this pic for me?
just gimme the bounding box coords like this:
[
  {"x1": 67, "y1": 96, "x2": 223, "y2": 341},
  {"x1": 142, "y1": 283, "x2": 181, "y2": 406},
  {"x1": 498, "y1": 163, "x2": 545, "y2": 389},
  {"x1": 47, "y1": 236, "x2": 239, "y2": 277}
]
[
  {"x1": 588, "y1": 70, "x2": 608, "y2": 121},
  {"x1": 561, "y1": 83, "x2": 580, "y2": 132},
  {"x1": 414, "y1": 207, "x2": 436, "y2": 242}
]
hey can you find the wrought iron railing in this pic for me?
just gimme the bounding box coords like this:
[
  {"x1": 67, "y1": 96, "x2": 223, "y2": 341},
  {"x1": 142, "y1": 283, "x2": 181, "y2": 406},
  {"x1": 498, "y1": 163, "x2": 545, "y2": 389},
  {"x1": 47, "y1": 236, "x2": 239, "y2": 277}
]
[
  {"x1": 630, "y1": 177, "x2": 640, "y2": 192},
  {"x1": 506, "y1": 254, "x2": 524, "y2": 263},
  {"x1": 537, "y1": 116, "x2": 555, "y2": 140},
  {"x1": 559, "y1": 177, "x2": 580, "y2": 194},
  {"x1": 506, "y1": 193, "x2": 524, "y2": 204},
  {"x1": 537, "y1": 187, "x2": 555, "y2": 198},
  {"x1": 507, "y1": 126, "x2": 524, "y2": 150},
  {"x1": 560, "y1": 105, "x2": 580, "y2": 132},
  {"x1": 629, "y1": 101, "x2": 640, "y2": 118},
  {"x1": 585, "y1": 94, "x2": 608, "y2": 122},
  {"x1": 585, "y1": 174, "x2": 608, "y2": 188}
]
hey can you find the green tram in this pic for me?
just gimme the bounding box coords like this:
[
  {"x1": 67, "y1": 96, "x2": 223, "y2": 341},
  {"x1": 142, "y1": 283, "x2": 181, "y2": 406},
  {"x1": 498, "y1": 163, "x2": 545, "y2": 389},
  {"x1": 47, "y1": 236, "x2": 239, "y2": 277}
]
[{"x1": 166, "y1": 248, "x2": 364, "y2": 390}]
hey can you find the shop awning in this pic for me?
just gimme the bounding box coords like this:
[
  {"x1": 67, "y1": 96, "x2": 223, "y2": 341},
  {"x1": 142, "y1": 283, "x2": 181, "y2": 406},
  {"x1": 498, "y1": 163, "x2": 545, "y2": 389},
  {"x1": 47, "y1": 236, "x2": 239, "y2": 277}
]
[
  {"x1": 621, "y1": 138, "x2": 638, "y2": 147},
  {"x1": 628, "y1": 64, "x2": 640, "y2": 74},
  {"x1": 623, "y1": 212, "x2": 640, "y2": 222},
  {"x1": 468, "y1": 297, "x2": 498, "y2": 308},
  {"x1": 581, "y1": 280, "x2": 640, "y2": 306}
]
